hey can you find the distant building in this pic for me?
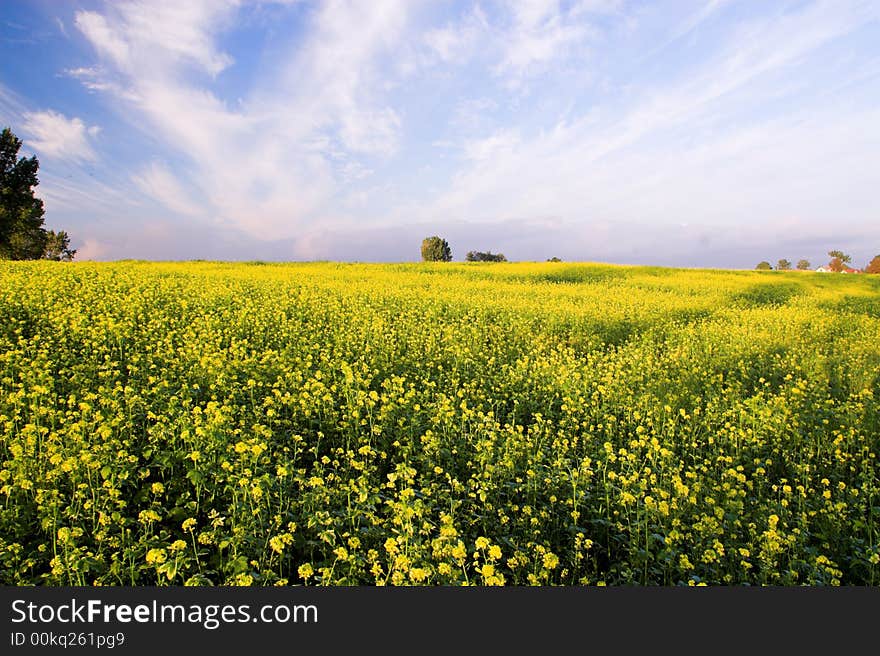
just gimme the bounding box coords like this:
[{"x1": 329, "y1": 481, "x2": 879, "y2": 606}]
[
  {"x1": 816, "y1": 265, "x2": 863, "y2": 274},
  {"x1": 815, "y1": 266, "x2": 832, "y2": 272}
]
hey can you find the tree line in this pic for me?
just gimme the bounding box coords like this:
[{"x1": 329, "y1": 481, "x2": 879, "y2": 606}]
[
  {"x1": 757, "y1": 250, "x2": 880, "y2": 273},
  {"x1": 424, "y1": 234, "x2": 880, "y2": 273},
  {"x1": 420, "y1": 236, "x2": 566, "y2": 263},
  {"x1": 421, "y1": 236, "x2": 510, "y2": 263},
  {"x1": 1, "y1": 127, "x2": 76, "y2": 261}
]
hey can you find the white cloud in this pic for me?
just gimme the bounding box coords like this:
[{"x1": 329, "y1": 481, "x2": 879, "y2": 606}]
[
  {"x1": 74, "y1": 2, "x2": 237, "y2": 76},
  {"x1": 21, "y1": 110, "x2": 99, "y2": 162},
  {"x1": 280, "y1": 0, "x2": 411, "y2": 155},
  {"x1": 493, "y1": 0, "x2": 593, "y2": 84},
  {"x1": 423, "y1": 6, "x2": 489, "y2": 64},
  {"x1": 462, "y1": 130, "x2": 520, "y2": 161},
  {"x1": 72, "y1": 0, "x2": 412, "y2": 240},
  {"x1": 73, "y1": 12, "x2": 132, "y2": 71},
  {"x1": 64, "y1": 67, "x2": 110, "y2": 92},
  {"x1": 423, "y1": 1, "x2": 880, "y2": 237},
  {"x1": 49, "y1": 0, "x2": 880, "y2": 264},
  {"x1": 419, "y1": 0, "x2": 619, "y2": 89}
]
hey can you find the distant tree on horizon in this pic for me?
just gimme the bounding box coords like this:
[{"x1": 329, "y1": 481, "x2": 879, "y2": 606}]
[
  {"x1": 465, "y1": 250, "x2": 506, "y2": 262},
  {"x1": 43, "y1": 230, "x2": 77, "y2": 261},
  {"x1": 547, "y1": 257, "x2": 562, "y2": 262},
  {"x1": 777, "y1": 259, "x2": 792, "y2": 271},
  {"x1": 866, "y1": 255, "x2": 880, "y2": 274},
  {"x1": 755, "y1": 261, "x2": 772, "y2": 270},
  {"x1": 796, "y1": 259, "x2": 811, "y2": 270},
  {"x1": 827, "y1": 249, "x2": 852, "y2": 272},
  {"x1": 421, "y1": 236, "x2": 452, "y2": 262}
]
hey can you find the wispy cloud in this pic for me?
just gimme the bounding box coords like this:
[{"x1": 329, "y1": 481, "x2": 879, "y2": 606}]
[
  {"x1": 74, "y1": 2, "x2": 237, "y2": 76},
  {"x1": 668, "y1": 0, "x2": 731, "y2": 44},
  {"x1": 70, "y1": 0, "x2": 414, "y2": 240},
  {"x1": 273, "y1": 0, "x2": 415, "y2": 156},
  {"x1": 425, "y1": 0, "x2": 880, "y2": 234},
  {"x1": 423, "y1": 6, "x2": 489, "y2": 64},
  {"x1": 494, "y1": 0, "x2": 594, "y2": 84},
  {"x1": 0, "y1": 82, "x2": 27, "y2": 126},
  {"x1": 5, "y1": 0, "x2": 876, "y2": 264},
  {"x1": 422, "y1": 0, "x2": 617, "y2": 88},
  {"x1": 462, "y1": 129, "x2": 521, "y2": 162},
  {"x1": 21, "y1": 110, "x2": 99, "y2": 162}
]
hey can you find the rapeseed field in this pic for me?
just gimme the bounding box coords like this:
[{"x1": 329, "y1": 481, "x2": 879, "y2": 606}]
[{"x1": 1, "y1": 261, "x2": 878, "y2": 585}]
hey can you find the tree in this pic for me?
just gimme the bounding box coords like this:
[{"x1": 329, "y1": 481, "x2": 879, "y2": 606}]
[
  {"x1": 465, "y1": 250, "x2": 506, "y2": 262},
  {"x1": 777, "y1": 259, "x2": 792, "y2": 271},
  {"x1": 43, "y1": 230, "x2": 77, "y2": 261},
  {"x1": 421, "y1": 236, "x2": 452, "y2": 262},
  {"x1": 1, "y1": 127, "x2": 74, "y2": 261},
  {"x1": 1, "y1": 127, "x2": 46, "y2": 259},
  {"x1": 547, "y1": 257, "x2": 562, "y2": 262},
  {"x1": 866, "y1": 255, "x2": 880, "y2": 274},
  {"x1": 827, "y1": 249, "x2": 852, "y2": 272},
  {"x1": 796, "y1": 259, "x2": 811, "y2": 271},
  {"x1": 755, "y1": 261, "x2": 772, "y2": 270}
]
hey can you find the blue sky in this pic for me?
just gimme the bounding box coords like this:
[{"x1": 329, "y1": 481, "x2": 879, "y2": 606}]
[{"x1": 1, "y1": 0, "x2": 879, "y2": 267}]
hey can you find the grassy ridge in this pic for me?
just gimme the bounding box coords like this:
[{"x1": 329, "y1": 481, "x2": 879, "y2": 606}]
[{"x1": 1, "y1": 261, "x2": 878, "y2": 585}]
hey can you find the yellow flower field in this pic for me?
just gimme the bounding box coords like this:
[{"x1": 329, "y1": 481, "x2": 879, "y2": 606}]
[{"x1": 1, "y1": 260, "x2": 878, "y2": 585}]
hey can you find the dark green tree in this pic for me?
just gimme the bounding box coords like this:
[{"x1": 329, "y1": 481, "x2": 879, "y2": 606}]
[
  {"x1": 1, "y1": 127, "x2": 47, "y2": 259},
  {"x1": 755, "y1": 261, "x2": 772, "y2": 270},
  {"x1": 43, "y1": 230, "x2": 77, "y2": 261},
  {"x1": 776, "y1": 258, "x2": 792, "y2": 271},
  {"x1": 547, "y1": 256, "x2": 562, "y2": 262},
  {"x1": 465, "y1": 250, "x2": 506, "y2": 262},
  {"x1": 796, "y1": 259, "x2": 811, "y2": 270},
  {"x1": 421, "y1": 236, "x2": 452, "y2": 262}
]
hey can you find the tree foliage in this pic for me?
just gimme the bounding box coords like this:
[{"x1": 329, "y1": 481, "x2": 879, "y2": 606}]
[
  {"x1": 1, "y1": 126, "x2": 74, "y2": 261},
  {"x1": 866, "y1": 255, "x2": 880, "y2": 274},
  {"x1": 755, "y1": 261, "x2": 772, "y2": 270},
  {"x1": 827, "y1": 250, "x2": 852, "y2": 272},
  {"x1": 1, "y1": 127, "x2": 46, "y2": 259},
  {"x1": 465, "y1": 250, "x2": 506, "y2": 262},
  {"x1": 43, "y1": 230, "x2": 77, "y2": 261},
  {"x1": 796, "y1": 259, "x2": 811, "y2": 271},
  {"x1": 421, "y1": 236, "x2": 452, "y2": 262},
  {"x1": 776, "y1": 259, "x2": 792, "y2": 271}
]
